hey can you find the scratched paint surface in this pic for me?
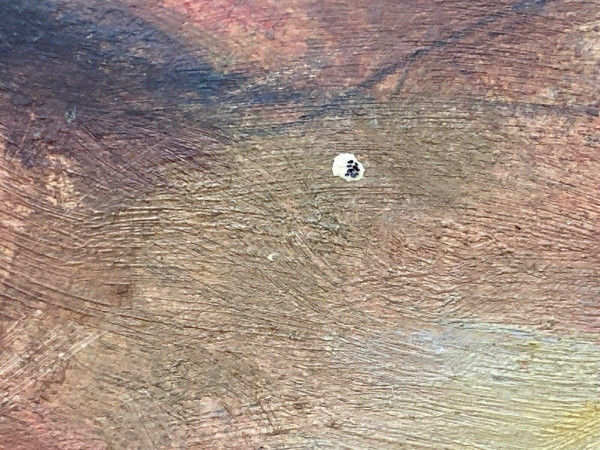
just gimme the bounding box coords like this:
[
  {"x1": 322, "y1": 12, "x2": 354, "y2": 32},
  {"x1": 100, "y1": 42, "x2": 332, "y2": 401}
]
[{"x1": 1, "y1": 0, "x2": 599, "y2": 448}]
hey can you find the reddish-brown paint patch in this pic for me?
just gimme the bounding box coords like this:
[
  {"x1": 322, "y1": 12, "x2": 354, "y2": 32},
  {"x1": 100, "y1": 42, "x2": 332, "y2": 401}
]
[{"x1": 1, "y1": 0, "x2": 600, "y2": 447}]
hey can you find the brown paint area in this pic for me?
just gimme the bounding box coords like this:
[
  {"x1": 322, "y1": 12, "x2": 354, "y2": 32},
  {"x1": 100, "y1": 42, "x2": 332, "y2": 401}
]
[
  {"x1": 155, "y1": 0, "x2": 531, "y2": 88},
  {"x1": 1, "y1": 0, "x2": 600, "y2": 447}
]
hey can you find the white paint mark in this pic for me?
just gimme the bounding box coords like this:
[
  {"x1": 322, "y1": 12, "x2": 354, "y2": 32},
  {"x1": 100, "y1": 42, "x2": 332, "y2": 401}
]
[{"x1": 332, "y1": 153, "x2": 365, "y2": 182}]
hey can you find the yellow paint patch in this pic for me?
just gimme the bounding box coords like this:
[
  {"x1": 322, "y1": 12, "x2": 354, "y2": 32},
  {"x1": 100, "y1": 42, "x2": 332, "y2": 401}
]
[{"x1": 541, "y1": 403, "x2": 600, "y2": 448}]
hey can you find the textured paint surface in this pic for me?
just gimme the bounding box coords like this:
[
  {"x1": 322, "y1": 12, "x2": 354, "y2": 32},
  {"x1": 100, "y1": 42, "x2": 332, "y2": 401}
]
[{"x1": 1, "y1": 0, "x2": 599, "y2": 448}]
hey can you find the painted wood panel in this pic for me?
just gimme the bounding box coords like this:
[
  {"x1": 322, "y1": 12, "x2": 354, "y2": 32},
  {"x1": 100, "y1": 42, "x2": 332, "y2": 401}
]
[{"x1": 1, "y1": 0, "x2": 599, "y2": 448}]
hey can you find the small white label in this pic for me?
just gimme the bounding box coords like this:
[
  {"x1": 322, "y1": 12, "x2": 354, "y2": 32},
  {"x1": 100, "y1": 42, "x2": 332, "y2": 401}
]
[{"x1": 332, "y1": 153, "x2": 364, "y2": 182}]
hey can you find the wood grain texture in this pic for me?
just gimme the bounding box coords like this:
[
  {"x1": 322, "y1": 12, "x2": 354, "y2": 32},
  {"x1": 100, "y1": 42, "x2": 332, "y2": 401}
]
[{"x1": 1, "y1": 0, "x2": 599, "y2": 448}]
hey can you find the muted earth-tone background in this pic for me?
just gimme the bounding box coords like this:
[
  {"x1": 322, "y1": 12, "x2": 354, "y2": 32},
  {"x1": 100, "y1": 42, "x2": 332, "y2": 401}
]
[{"x1": 1, "y1": 0, "x2": 599, "y2": 448}]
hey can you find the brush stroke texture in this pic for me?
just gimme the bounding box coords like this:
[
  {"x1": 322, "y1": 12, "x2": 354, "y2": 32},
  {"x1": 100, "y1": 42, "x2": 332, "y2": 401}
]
[{"x1": 1, "y1": 0, "x2": 600, "y2": 448}]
